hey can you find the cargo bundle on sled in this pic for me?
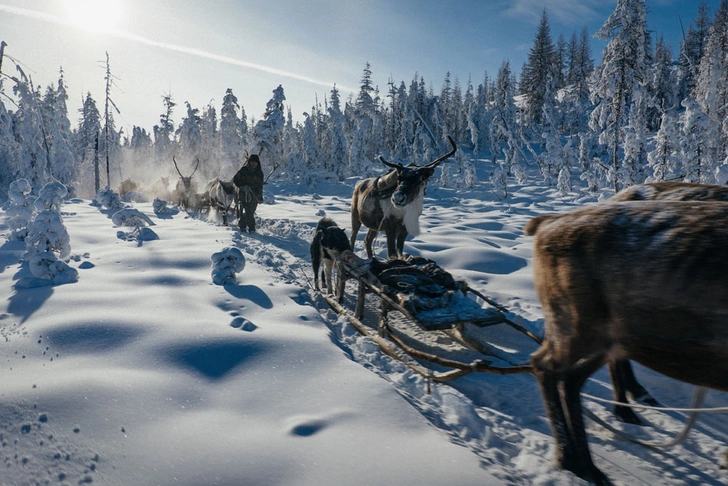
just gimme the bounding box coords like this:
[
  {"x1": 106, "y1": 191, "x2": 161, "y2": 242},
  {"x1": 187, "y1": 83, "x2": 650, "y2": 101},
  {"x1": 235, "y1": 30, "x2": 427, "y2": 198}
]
[{"x1": 316, "y1": 251, "x2": 541, "y2": 383}]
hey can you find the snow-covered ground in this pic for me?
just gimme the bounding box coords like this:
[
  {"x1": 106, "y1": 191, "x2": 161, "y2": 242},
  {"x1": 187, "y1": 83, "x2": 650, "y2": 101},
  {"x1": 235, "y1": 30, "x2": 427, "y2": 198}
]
[{"x1": 1, "y1": 172, "x2": 727, "y2": 486}]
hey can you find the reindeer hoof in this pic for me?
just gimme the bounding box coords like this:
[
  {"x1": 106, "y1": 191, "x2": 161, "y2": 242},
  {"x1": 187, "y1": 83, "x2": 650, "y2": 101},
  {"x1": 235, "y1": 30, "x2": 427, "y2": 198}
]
[{"x1": 614, "y1": 405, "x2": 642, "y2": 425}]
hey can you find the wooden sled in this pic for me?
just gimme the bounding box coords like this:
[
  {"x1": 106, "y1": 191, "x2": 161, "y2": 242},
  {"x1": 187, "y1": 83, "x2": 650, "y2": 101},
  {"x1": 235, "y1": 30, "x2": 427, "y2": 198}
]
[{"x1": 320, "y1": 253, "x2": 541, "y2": 383}]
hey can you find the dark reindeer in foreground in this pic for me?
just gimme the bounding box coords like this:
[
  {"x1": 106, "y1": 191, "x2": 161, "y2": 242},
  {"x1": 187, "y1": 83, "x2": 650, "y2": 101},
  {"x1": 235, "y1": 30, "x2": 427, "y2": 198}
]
[
  {"x1": 526, "y1": 200, "x2": 728, "y2": 485},
  {"x1": 606, "y1": 181, "x2": 728, "y2": 424},
  {"x1": 204, "y1": 178, "x2": 238, "y2": 225},
  {"x1": 173, "y1": 156, "x2": 200, "y2": 210},
  {"x1": 350, "y1": 136, "x2": 457, "y2": 259}
]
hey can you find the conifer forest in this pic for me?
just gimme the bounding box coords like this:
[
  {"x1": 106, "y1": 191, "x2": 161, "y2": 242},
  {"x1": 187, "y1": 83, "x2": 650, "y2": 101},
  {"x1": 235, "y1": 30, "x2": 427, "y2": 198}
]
[{"x1": 1, "y1": 0, "x2": 727, "y2": 201}]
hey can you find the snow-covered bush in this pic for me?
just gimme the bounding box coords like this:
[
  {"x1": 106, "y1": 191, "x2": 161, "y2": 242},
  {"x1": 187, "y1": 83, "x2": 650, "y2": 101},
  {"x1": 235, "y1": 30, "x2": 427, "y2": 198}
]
[
  {"x1": 112, "y1": 208, "x2": 158, "y2": 242},
  {"x1": 152, "y1": 198, "x2": 178, "y2": 216},
  {"x1": 6, "y1": 179, "x2": 36, "y2": 241},
  {"x1": 211, "y1": 247, "x2": 246, "y2": 285},
  {"x1": 111, "y1": 208, "x2": 155, "y2": 228},
  {"x1": 34, "y1": 180, "x2": 68, "y2": 211},
  {"x1": 25, "y1": 209, "x2": 72, "y2": 260},
  {"x1": 28, "y1": 251, "x2": 78, "y2": 285},
  {"x1": 94, "y1": 186, "x2": 125, "y2": 210}
]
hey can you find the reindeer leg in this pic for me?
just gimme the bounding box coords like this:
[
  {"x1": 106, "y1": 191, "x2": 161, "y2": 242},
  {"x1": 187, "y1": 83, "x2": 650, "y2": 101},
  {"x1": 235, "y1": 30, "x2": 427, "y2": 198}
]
[
  {"x1": 350, "y1": 212, "x2": 361, "y2": 253},
  {"x1": 560, "y1": 354, "x2": 611, "y2": 485},
  {"x1": 364, "y1": 229, "x2": 378, "y2": 259},
  {"x1": 609, "y1": 360, "x2": 642, "y2": 424},
  {"x1": 395, "y1": 229, "x2": 407, "y2": 258},
  {"x1": 619, "y1": 360, "x2": 659, "y2": 406}
]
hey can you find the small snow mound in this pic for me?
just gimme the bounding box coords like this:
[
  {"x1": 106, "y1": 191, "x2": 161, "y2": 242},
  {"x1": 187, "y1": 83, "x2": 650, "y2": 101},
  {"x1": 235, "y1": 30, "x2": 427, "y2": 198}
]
[
  {"x1": 28, "y1": 251, "x2": 79, "y2": 284},
  {"x1": 211, "y1": 247, "x2": 246, "y2": 285},
  {"x1": 315, "y1": 209, "x2": 326, "y2": 217}
]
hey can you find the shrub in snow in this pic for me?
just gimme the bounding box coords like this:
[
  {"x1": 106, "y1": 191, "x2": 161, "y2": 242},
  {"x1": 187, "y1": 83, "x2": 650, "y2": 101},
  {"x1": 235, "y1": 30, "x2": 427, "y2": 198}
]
[
  {"x1": 112, "y1": 208, "x2": 158, "y2": 242},
  {"x1": 25, "y1": 209, "x2": 72, "y2": 260},
  {"x1": 111, "y1": 208, "x2": 155, "y2": 228},
  {"x1": 211, "y1": 247, "x2": 246, "y2": 285},
  {"x1": 94, "y1": 186, "x2": 125, "y2": 211},
  {"x1": 152, "y1": 198, "x2": 178, "y2": 216},
  {"x1": 34, "y1": 180, "x2": 68, "y2": 212},
  {"x1": 28, "y1": 251, "x2": 78, "y2": 284},
  {"x1": 6, "y1": 179, "x2": 36, "y2": 241}
]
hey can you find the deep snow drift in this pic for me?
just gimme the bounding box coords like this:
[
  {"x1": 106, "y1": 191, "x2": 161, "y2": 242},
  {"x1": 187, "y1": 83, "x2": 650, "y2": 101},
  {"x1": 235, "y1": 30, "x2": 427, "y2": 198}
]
[{"x1": 0, "y1": 172, "x2": 727, "y2": 486}]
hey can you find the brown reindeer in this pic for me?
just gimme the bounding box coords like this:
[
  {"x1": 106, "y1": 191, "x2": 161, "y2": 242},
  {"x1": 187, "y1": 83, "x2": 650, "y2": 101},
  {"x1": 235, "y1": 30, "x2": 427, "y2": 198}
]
[
  {"x1": 606, "y1": 181, "x2": 728, "y2": 423},
  {"x1": 526, "y1": 200, "x2": 728, "y2": 485},
  {"x1": 117, "y1": 178, "x2": 139, "y2": 197},
  {"x1": 611, "y1": 180, "x2": 728, "y2": 202},
  {"x1": 173, "y1": 156, "x2": 200, "y2": 210},
  {"x1": 350, "y1": 136, "x2": 457, "y2": 259}
]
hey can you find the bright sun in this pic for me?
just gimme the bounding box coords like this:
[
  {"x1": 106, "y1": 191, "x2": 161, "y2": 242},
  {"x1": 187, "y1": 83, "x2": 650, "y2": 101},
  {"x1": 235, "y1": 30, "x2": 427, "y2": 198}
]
[{"x1": 61, "y1": 0, "x2": 123, "y2": 33}]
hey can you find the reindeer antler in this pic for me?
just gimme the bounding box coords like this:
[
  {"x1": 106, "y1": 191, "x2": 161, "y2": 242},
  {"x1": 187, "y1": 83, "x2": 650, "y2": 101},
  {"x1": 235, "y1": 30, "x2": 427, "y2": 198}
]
[
  {"x1": 191, "y1": 158, "x2": 200, "y2": 177},
  {"x1": 424, "y1": 136, "x2": 457, "y2": 169},
  {"x1": 173, "y1": 156, "x2": 184, "y2": 177},
  {"x1": 379, "y1": 156, "x2": 404, "y2": 170}
]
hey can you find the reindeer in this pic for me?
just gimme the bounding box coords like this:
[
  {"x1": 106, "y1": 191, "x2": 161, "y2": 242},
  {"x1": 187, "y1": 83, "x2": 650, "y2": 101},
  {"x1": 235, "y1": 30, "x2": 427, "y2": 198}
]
[
  {"x1": 173, "y1": 156, "x2": 200, "y2": 210},
  {"x1": 117, "y1": 178, "x2": 139, "y2": 197},
  {"x1": 526, "y1": 200, "x2": 728, "y2": 485},
  {"x1": 611, "y1": 180, "x2": 728, "y2": 202},
  {"x1": 204, "y1": 177, "x2": 238, "y2": 225},
  {"x1": 350, "y1": 136, "x2": 457, "y2": 259},
  {"x1": 605, "y1": 181, "x2": 728, "y2": 424}
]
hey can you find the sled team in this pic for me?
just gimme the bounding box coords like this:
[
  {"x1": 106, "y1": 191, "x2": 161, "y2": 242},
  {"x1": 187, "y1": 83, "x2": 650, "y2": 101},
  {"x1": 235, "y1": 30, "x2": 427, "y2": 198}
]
[{"x1": 159, "y1": 143, "x2": 728, "y2": 485}]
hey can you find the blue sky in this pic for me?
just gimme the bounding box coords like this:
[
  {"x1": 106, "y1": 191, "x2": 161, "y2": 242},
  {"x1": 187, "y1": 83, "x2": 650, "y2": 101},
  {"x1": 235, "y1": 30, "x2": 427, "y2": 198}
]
[{"x1": 0, "y1": 1, "x2": 719, "y2": 135}]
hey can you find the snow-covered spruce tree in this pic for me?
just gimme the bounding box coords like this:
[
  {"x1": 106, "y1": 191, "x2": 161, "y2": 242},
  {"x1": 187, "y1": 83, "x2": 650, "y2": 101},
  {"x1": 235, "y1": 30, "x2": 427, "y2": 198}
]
[
  {"x1": 252, "y1": 85, "x2": 286, "y2": 169},
  {"x1": 490, "y1": 60, "x2": 526, "y2": 183},
  {"x1": 42, "y1": 70, "x2": 77, "y2": 191},
  {"x1": 520, "y1": 9, "x2": 557, "y2": 125},
  {"x1": 620, "y1": 87, "x2": 650, "y2": 186},
  {"x1": 0, "y1": 96, "x2": 22, "y2": 200},
  {"x1": 220, "y1": 88, "x2": 244, "y2": 176},
  {"x1": 679, "y1": 0, "x2": 713, "y2": 102},
  {"x1": 12, "y1": 68, "x2": 50, "y2": 188},
  {"x1": 560, "y1": 28, "x2": 595, "y2": 135},
  {"x1": 348, "y1": 62, "x2": 384, "y2": 176},
  {"x1": 326, "y1": 85, "x2": 348, "y2": 181},
  {"x1": 649, "y1": 36, "x2": 677, "y2": 131},
  {"x1": 199, "y1": 102, "x2": 219, "y2": 180},
  {"x1": 24, "y1": 181, "x2": 77, "y2": 285},
  {"x1": 177, "y1": 102, "x2": 203, "y2": 166},
  {"x1": 6, "y1": 179, "x2": 36, "y2": 241},
  {"x1": 694, "y1": 0, "x2": 728, "y2": 169},
  {"x1": 589, "y1": 0, "x2": 649, "y2": 192},
  {"x1": 74, "y1": 92, "x2": 102, "y2": 197},
  {"x1": 680, "y1": 97, "x2": 713, "y2": 182},
  {"x1": 578, "y1": 132, "x2": 602, "y2": 192},
  {"x1": 154, "y1": 93, "x2": 176, "y2": 168},
  {"x1": 648, "y1": 110, "x2": 681, "y2": 181}
]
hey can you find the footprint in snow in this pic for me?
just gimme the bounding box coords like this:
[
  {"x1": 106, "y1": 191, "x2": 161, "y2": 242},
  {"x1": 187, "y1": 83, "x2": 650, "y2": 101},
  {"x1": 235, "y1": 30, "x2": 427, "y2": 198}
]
[{"x1": 230, "y1": 316, "x2": 257, "y2": 332}]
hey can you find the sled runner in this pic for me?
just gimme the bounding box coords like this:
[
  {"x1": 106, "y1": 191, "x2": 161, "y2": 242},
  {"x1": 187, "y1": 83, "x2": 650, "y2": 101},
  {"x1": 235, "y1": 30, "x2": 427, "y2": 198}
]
[{"x1": 319, "y1": 252, "x2": 541, "y2": 383}]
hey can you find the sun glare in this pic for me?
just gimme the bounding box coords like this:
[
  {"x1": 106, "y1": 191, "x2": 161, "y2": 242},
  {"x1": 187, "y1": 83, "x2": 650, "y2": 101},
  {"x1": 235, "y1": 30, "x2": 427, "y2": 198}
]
[{"x1": 61, "y1": 0, "x2": 123, "y2": 33}]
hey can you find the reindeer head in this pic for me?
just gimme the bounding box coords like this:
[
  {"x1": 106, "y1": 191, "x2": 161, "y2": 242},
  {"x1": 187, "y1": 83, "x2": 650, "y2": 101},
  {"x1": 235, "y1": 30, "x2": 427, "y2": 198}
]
[
  {"x1": 173, "y1": 156, "x2": 200, "y2": 190},
  {"x1": 379, "y1": 136, "x2": 457, "y2": 209}
]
